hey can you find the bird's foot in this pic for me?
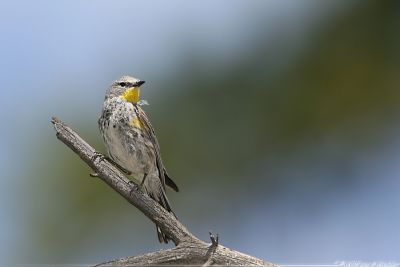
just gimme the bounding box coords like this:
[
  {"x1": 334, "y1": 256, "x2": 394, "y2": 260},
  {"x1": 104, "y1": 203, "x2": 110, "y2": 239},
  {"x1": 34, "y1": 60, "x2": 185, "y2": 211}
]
[
  {"x1": 128, "y1": 180, "x2": 146, "y2": 195},
  {"x1": 128, "y1": 180, "x2": 136, "y2": 196},
  {"x1": 89, "y1": 152, "x2": 106, "y2": 177},
  {"x1": 91, "y1": 151, "x2": 106, "y2": 162}
]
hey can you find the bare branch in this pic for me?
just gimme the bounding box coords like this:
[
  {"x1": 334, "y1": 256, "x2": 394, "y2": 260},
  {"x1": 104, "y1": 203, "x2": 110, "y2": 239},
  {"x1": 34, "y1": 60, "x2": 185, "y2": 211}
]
[
  {"x1": 95, "y1": 242, "x2": 270, "y2": 266},
  {"x1": 51, "y1": 117, "x2": 277, "y2": 266}
]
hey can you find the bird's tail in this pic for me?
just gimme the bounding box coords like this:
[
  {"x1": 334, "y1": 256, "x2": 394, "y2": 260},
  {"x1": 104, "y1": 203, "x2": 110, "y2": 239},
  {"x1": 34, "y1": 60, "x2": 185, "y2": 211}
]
[
  {"x1": 156, "y1": 225, "x2": 169, "y2": 244},
  {"x1": 155, "y1": 188, "x2": 175, "y2": 243},
  {"x1": 144, "y1": 176, "x2": 176, "y2": 243},
  {"x1": 164, "y1": 169, "x2": 179, "y2": 192}
]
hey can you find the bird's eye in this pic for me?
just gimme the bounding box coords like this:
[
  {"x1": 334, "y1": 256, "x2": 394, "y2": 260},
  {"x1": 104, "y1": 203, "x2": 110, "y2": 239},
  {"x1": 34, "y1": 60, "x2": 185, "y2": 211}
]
[{"x1": 119, "y1": 82, "x2": 127, "y2": 87}]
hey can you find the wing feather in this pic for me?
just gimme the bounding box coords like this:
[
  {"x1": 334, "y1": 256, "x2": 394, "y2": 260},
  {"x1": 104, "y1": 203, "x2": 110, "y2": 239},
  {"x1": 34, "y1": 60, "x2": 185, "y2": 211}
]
[{"x1": 136, "y1": 106, "x2": 167, "y2": 189}]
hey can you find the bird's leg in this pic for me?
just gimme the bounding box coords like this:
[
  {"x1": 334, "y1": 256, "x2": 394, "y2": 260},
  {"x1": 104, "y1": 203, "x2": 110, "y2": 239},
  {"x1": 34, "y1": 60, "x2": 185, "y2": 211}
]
[
  {"x1": 90, "y1": 152, "x2": 132, "y2": 177},
  {"x1": 108, "y1": 160, "x2": 132, "y2": 176},
  {"x1": 139, "y1": 172, "x2": 148, "y2": 191},
  {"x1": 103, "y1": 155, "x2": 132, "y2": 175}
]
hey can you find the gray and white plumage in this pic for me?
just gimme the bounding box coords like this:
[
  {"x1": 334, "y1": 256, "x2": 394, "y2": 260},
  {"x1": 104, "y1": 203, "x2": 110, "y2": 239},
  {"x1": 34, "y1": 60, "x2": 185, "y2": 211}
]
[{"x1": 98, "y1": 75, "x2": 178, "y2": 243}]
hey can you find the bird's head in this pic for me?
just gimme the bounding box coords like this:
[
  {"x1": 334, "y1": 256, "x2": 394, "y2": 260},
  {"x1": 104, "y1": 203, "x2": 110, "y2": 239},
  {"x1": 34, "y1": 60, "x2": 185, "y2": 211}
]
[{"x1": 105, "y1": 75, "x2": 145, "y2": 104}]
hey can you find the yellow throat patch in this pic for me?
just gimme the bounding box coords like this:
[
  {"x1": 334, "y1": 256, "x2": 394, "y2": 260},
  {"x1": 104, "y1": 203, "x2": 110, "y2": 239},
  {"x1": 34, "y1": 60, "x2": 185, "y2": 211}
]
[{"x1": 121, "y1": 87, "x2": 140, "y2": 103}]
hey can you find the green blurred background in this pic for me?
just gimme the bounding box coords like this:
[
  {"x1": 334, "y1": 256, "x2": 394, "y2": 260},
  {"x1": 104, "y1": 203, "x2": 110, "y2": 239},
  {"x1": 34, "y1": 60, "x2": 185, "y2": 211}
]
[{"x1": 1, "y1": 0, "x2": 400, "y2": 265}]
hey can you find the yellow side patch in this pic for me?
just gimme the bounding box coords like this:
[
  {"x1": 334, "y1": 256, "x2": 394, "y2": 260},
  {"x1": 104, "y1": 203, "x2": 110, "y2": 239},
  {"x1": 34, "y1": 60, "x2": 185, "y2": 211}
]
[
  {"x1": 129, "y1": 117, "x2": 142, "y2": 129},
  {"x1": 121, "y1": 87, "x2": 140, "y2": 103}
]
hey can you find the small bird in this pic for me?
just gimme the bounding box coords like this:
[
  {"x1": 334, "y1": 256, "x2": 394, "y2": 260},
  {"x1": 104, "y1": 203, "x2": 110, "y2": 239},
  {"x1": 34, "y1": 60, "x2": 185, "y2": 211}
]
[{"x1": 98, "y1": 75, "x2": 179, "y2": 243}]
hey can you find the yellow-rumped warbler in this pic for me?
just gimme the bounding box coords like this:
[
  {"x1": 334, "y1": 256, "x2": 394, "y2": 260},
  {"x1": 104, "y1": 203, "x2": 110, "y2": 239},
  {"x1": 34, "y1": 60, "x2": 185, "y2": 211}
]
[{"x1": 98, "y1": 75, "x2": 179, "y2": 243}]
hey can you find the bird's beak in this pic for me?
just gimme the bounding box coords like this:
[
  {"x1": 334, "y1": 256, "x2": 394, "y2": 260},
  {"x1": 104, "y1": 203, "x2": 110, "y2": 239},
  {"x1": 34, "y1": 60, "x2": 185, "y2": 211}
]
[{"x1": 137, "y1": 80, "x2": 145, "y2": 86}]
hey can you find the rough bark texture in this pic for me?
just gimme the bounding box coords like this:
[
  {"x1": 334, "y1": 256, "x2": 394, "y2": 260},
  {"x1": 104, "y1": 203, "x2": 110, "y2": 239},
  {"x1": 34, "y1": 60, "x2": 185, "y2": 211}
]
[{"x1": 51, "y1": 117, "x2": 278, "y2": 267}]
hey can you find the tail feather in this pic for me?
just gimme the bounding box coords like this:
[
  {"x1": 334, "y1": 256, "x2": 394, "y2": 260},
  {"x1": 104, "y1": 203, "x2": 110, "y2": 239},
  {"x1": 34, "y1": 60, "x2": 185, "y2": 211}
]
[
  {"x1": 144, "y1": 176, "x2": 176, "y2": 243},
  {"x1": 154, "y1": 189, "x2": 175, "y2": 243},
  {"x1": 156, "y1": 226, "x2": 169, "y2": 243},
  {"x1": 164, "y1": 170, "x2": 179, "y2": 192}
]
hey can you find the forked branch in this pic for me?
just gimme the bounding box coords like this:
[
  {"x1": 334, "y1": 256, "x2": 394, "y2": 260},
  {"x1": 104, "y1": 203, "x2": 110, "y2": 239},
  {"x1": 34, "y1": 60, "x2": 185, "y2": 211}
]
[{"x1": 51, "y1": 117, "x2": 277, "y2": 266}]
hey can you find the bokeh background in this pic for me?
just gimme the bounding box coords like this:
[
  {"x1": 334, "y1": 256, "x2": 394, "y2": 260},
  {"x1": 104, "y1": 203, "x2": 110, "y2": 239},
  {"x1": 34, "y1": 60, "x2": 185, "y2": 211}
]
[{"x1": 1, "y1": 0, "x2": 400, "y2": 265}]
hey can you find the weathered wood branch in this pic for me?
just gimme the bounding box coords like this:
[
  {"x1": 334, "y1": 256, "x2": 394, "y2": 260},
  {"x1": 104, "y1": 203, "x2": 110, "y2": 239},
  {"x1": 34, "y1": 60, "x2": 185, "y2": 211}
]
[{"x1": 51, "y1": 117, "x2": 277, "y2": 266}]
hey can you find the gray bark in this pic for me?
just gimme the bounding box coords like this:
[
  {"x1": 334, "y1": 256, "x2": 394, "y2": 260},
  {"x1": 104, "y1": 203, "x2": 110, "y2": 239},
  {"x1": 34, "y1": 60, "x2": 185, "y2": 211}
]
[{"x1": 51, "y1": 117, "x2": 278, "y2": 267}]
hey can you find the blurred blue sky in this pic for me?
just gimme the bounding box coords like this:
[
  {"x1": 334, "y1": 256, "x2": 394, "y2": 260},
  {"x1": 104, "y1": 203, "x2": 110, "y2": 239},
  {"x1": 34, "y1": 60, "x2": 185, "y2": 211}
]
[
  {"x1": 0, "y1": 0, "x2": 341, "y2": 177},
  {"x1": 1, "y1": 0, "x2": 399, "y2": 266}
]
